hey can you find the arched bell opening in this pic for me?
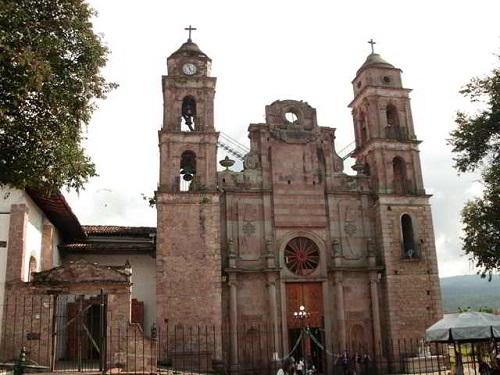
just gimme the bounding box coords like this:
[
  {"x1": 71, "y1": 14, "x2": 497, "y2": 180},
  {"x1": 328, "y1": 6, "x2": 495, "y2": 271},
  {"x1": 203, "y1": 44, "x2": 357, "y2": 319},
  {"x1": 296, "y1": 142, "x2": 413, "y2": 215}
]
[
  {"x1": 181, "y1": 96, "x2": 197, "y2": 131},
  {"x1": 401, "y1": 214, "x2": 417, "y2": 259},
  {"x1": 386, "y1": 104, "x2": 399, "y2": 126},
  {"x1": 356, "y1": 111, "x2": 368, "y2": 146},
  {"x1": 386, "y1": 104, "x2": 405, "y2": 140},
  {"x1": 179, "y1": 150, "x2": 197, "y2": 191}
]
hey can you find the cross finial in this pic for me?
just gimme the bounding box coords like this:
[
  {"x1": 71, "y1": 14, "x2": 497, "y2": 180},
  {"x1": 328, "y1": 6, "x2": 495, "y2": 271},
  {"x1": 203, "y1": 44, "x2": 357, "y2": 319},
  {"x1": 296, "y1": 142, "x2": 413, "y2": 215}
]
[
  {"x1": 368, "y1": 39, "x2": 376, "y2": 54},
  {"x1": 185, "y1": 25, "x2": 197, "y2": 42}
]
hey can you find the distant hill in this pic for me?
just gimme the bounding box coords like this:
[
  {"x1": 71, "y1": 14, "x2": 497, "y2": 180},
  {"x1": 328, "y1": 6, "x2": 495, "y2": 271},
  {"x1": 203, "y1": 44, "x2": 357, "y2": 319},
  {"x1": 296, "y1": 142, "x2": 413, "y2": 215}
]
[{"x1": 440, "y1": 275, "x2": 500, "y2": 313}]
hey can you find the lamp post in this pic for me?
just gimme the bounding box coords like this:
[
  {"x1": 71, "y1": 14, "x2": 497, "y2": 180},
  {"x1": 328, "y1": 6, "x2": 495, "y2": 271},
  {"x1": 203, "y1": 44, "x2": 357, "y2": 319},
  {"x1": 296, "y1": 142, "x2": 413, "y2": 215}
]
[{"x1": 294, "y1": 305, "x2": 311, "y2": 375}]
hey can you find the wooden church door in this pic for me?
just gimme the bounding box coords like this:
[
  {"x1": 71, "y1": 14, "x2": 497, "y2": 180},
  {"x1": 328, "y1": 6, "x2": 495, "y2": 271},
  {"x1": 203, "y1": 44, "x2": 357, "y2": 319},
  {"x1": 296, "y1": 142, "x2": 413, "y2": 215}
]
[{"x1": 286, "y1": 283, "x2": 324, "y2": 372}]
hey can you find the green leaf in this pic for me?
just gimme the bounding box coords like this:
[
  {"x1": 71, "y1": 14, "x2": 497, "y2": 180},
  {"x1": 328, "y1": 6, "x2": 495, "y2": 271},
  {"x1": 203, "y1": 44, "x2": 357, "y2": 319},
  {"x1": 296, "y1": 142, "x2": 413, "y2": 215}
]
[{"x1": 0, "y1": 0, "x2": 116, "y2": 193}]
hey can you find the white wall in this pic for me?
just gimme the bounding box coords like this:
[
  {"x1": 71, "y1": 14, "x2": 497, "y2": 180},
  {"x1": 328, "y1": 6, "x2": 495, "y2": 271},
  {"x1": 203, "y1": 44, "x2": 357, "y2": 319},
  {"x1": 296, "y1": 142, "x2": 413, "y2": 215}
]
[{"x1": 24, "y1": 201, "x2": 44, "y2": 280}]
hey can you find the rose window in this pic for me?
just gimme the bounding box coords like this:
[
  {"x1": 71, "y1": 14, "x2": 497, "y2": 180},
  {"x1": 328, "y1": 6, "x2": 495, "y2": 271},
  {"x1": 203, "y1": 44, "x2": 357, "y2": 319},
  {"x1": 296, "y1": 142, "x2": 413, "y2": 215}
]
[{"x1": 284, "y1": 237, "x2": 320, "y2": 276}]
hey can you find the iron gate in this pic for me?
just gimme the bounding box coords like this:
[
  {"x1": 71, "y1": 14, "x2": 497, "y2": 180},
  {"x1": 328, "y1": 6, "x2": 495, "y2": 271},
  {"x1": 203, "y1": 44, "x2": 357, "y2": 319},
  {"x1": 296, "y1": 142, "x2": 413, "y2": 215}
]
[{"x1": 52, "y1": 291, "x2": 107, "y2": 371}]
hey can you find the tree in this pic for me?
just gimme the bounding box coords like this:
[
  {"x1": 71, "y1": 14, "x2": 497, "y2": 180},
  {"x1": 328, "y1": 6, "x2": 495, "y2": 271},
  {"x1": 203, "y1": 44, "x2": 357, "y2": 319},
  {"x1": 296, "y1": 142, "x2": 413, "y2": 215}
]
[
  {"x1": 457, "y1": 306, "x2": 495, "y2": 314},
  {"x1": 0, "y1": 0, "x2": 116, "y2": 192},
  {"x1": 449, "y1": 55, "x2": 500, "y2": 279}
]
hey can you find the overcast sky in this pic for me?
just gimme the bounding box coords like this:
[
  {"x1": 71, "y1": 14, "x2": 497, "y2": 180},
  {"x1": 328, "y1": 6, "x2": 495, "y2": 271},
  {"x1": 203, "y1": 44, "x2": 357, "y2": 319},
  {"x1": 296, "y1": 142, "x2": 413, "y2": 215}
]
[{"x1": 64, "y1": 0, "x2": 500, "y2": 278}]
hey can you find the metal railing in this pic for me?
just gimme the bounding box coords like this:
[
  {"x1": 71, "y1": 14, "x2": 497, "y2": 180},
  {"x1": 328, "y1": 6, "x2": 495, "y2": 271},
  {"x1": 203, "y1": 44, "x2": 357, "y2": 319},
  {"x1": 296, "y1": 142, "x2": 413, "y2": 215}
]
[{"x1": 1, "y1": 296, "x2": 497, "y2": 374}]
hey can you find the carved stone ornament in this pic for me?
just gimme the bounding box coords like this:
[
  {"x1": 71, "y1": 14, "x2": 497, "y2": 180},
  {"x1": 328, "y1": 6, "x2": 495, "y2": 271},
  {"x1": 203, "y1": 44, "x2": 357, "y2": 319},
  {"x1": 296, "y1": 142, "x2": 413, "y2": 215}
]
[
  {"x1": 270, "y1": 127, "x2": 318, "y2": 144},
  {"x1": 243, "y1": 152, "x2": 260, "y2": 170},
  {"x1": 367, "y1": 238, "x2": 375, "y2": 256},
  {"x1": 344, "y1": 222, "x2": 357, "y2": 236},
  {"x1": 331, "y1": 240, "x2": 341, "y2": 257},
  {"x1": 228, "y1": 238, "x2": 235, "y2": 254},
  {"x1": 242, "y1": 221, "x2": 256, "y2": 237}
]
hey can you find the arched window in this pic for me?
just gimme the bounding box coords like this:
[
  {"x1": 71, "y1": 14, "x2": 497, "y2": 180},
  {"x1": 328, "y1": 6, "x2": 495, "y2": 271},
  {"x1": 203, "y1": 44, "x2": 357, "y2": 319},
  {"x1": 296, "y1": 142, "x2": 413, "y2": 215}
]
[
  {"x1": 28, "y1": 256, "x2": 37, "y2": 281},
  {"x1": 179, "y1": 151, "x2": 197, "y2": 191},
  {"x1": 284, "y1": 237, "x2": 320, "y2": 276},
  {"x1": 386, "y1": 104, "x2": 399, "y2": 126},
  {"x1": 350, "y1": 324, "x2": 366, "y2": 351},
  {"x1": 181, "y1": 96, "x2": 196, "y2": 131},
  {"x1": 386, "y1": 104, "x2": 405, "y2": 140},
  {"x1": 401, "y1": 214, "x2": 417, "y2": 259},
  {"x1": 392, "y1": 157, "x2": 407, "y2": 194}
]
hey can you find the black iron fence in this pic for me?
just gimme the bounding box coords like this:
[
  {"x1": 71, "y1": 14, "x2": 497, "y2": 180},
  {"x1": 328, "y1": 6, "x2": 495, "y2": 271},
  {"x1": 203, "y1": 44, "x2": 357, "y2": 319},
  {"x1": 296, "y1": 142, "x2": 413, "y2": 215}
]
[{"x1": 0, "y1": 295, "x2": 498, "y2": 374}]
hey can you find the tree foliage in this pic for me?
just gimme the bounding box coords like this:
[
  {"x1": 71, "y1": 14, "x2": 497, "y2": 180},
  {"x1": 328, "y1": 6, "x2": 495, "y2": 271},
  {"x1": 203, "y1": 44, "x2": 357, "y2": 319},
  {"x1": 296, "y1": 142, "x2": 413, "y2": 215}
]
[
  {"x1": 449, "y1": 56, "x2": 500, "y2": 278},
  {"x1": 457, "y1": 306, "x2": 495, "y2": 314},
  {"x1": 0, "y1": 0, "x2": 116, "y2": 192}
]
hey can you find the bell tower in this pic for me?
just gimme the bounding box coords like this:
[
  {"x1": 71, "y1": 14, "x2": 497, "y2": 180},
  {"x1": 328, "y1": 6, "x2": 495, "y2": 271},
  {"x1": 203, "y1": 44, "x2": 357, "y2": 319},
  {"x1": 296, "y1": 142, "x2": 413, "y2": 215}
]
[
  {"x1": 349, "y1": 41, "x2": 442, "y2": 339},
  {"x1": 156, "y1": 26, "x2": 222, "y2": 337}
]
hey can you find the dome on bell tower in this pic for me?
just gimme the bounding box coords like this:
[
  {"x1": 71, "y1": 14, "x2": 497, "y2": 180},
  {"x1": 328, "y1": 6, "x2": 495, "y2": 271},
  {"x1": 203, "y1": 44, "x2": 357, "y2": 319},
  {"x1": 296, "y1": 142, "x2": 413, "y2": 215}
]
[
  {"x1": 356, "y1": 52, "x2": 395, "y2": 75},
  {"x1": 351, "y1": 41, "x2": 403, "y2": 97},
  {"x1": 168, "y1": 40, "x2": 211, "y2": 60},
  {"x1": 166, "y1": 25, "x2": 212, "y2": 76}
]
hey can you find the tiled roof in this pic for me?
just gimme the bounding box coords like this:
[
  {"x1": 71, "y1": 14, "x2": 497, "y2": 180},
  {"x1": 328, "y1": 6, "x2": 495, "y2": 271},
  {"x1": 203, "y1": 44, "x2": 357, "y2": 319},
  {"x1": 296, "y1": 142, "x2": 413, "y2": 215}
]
[
  {"x1": 59, "y1": 242, "x2": 155, "y2": 254},
  {"x1": 32, "y1": 259, "x2": 131, "y2": 285},
  {"x1": 26, "y1": 187, "x2": 85, "y2": 241},
  {"x1": 83, "y1": 225, "x2": 156, "y2": 237}
]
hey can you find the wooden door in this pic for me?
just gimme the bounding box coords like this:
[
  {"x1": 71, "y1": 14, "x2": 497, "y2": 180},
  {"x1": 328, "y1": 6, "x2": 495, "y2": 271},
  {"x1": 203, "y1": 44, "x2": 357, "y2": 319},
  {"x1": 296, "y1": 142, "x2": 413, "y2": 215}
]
[
  {"x1": 286, "y1": 282, "x2": 323, "y2": 329},
  {"x1": 286, "y1": 283, "x2": 324, "y2": 372}
]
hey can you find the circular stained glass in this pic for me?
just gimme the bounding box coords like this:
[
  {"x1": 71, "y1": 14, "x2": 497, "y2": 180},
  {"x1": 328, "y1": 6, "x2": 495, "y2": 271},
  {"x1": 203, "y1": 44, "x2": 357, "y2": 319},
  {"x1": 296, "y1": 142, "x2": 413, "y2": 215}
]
[{"x1": 284, "y1": 237, "x2": 320, "y2": 276}]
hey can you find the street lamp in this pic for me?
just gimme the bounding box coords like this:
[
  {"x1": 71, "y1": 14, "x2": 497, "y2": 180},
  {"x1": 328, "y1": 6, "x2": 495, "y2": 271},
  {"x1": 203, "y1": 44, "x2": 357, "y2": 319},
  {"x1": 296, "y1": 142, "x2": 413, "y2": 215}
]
[{"x1": 294, "y1": 305, "x2": 311, "y2": 375}]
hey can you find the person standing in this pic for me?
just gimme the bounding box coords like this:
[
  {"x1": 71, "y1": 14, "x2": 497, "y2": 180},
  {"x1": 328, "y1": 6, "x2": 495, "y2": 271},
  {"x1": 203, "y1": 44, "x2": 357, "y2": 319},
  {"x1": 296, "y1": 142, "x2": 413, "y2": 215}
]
[
  {"x1": 277, "y1": 358, "x2": 294, "y2": 375},
  {"x1": 479, "y1": 360, "x2": 492, "y2": 375},
  {"x1": 341, "y1": 350, "x2": 350, "y2": 375},
  {"x1": 296, "y1": 358, "x2": 304, "y2": 375}
]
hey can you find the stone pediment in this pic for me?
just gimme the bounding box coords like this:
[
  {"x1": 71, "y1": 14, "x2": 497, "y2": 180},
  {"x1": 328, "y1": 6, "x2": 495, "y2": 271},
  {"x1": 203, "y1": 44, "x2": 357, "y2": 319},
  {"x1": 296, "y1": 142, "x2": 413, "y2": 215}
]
[
  {"x1": 265, "y1": 100, "x2": 318, "y2": 130},
  {"x1": 264, "y1": 100, "x2": 321, "y2": 143},
  {"x1": 31, "y1": 259, "x2": 130, "y2": 285}
]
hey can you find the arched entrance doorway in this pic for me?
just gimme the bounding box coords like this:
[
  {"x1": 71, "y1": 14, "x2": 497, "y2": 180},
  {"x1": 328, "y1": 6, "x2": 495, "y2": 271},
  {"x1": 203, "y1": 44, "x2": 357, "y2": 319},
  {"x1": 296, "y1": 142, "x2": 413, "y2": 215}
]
[{"x1": 285, "y1": 282, "x2": 324, "y2": 373}]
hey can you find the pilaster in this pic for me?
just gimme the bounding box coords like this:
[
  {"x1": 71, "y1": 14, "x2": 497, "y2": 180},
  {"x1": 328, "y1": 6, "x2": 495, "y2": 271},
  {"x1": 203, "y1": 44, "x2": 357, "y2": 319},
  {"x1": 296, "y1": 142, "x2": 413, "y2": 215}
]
[{"x1": 6, "y1": 204, "x2": 28, "y2": 282}]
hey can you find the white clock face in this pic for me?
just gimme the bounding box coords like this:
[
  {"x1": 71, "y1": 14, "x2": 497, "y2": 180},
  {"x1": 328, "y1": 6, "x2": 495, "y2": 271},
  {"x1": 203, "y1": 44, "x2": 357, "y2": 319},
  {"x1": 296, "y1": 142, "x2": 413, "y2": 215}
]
[{"x1": 182, "y1": 63, "x2": 197, "y2": 75}]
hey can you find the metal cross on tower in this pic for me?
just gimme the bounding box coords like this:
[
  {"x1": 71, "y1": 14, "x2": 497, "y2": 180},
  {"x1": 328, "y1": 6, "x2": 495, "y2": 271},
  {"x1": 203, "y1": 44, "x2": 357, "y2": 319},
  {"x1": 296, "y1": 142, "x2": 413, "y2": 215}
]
[
  {"x1": 368, "y1": 38, "x2": 376, "y2": 54},
  {"x1": 185, "y1": 25, "x2": 197, "y2": 42}
]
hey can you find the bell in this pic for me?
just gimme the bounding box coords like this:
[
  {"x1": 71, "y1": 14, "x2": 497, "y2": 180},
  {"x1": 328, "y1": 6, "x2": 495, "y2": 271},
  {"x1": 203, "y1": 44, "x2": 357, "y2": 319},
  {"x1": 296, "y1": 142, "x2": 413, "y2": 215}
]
[{"x1": 180, "y1": 165, "x2": 194, "y2": 175}]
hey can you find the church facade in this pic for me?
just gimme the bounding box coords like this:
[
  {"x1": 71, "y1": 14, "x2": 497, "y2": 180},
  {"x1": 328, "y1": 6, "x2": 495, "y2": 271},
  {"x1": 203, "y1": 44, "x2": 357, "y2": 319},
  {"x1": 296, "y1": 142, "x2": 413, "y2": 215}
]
[
  {"x1": 0, "y1": 36, "x2": 443, "y2": 373},
  {"x1": 155, "y1": 36, "x2": 442, "y2": 370}
]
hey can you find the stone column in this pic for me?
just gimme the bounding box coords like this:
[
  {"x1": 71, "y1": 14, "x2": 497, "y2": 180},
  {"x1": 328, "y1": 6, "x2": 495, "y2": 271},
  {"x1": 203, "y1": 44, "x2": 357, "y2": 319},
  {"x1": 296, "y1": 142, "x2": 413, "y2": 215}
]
[
  {"x1": 41, "y1": 223, "x2": 53, "y2": 270},
  {"x1": 367, "y1": 239, "x2": 376, "y2": 267},
  {"x1": 369, "y1": 272, "x2": 382, "y2": 357},
  {"x1": 334, "y1": 273, "x2": 346, "y2": 350},
  {"x1": 267, "y1": 274, "x2": 280, "y2": 356},
  {"x1": 332, "y1": 239, "x2": 341, "y2": 267},
  {"x1": 228, "y1": 274, "x2": 238, "y2": 370}
]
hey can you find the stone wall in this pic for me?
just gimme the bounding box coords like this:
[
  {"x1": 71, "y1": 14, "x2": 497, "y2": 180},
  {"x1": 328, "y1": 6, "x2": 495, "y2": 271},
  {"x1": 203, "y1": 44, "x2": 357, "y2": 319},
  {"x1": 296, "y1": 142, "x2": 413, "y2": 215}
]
[{"x1": 1, "y1": 279, "x2": 156, "y2": 372}]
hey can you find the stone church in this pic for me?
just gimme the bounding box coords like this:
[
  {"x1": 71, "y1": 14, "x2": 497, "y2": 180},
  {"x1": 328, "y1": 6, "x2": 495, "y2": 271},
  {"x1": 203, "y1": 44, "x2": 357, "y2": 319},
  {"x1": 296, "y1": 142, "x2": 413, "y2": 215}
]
[
  {"x1": 0, "y1": 34, "x2": 443, "y2": 373},
  {"x1": 154, "y1": 34, "x2": 443, "y2": 369}
]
